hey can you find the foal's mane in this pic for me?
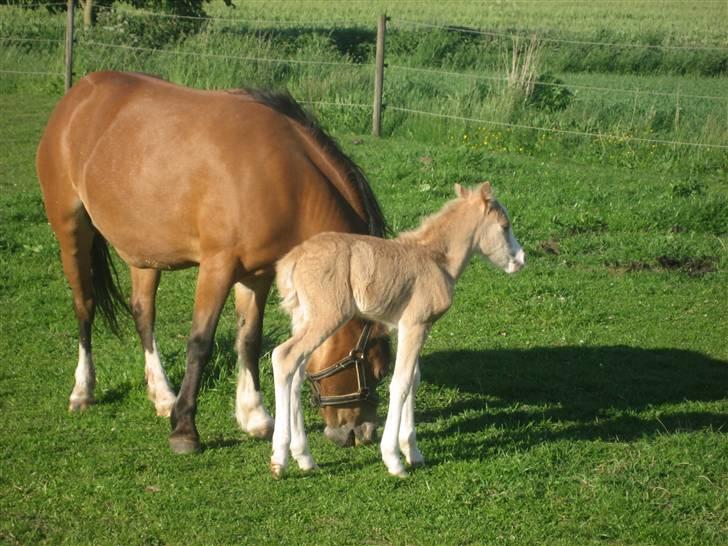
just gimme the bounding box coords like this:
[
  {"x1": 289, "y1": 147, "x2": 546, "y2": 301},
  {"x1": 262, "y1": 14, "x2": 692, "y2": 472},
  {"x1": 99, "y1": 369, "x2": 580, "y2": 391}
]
[
  {"x1": 243, "y1": 89, "x2": 388, "y2": 238},
  {"x1": 398, "y1": 196, "x2": 469, "y2": 245}
]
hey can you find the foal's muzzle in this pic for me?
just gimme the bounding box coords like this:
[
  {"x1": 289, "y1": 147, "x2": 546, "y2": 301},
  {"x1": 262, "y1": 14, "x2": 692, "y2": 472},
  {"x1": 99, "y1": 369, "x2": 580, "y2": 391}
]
[{"x1": 506, "y1": 249, "x2": 526, "y2": 274}]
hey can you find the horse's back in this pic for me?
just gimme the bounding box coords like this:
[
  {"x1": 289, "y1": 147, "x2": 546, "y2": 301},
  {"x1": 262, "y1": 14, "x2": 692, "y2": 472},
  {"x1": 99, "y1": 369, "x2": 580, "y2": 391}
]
[{"x1": 36, "y1": 72, "x2": 332, "y2": 270}]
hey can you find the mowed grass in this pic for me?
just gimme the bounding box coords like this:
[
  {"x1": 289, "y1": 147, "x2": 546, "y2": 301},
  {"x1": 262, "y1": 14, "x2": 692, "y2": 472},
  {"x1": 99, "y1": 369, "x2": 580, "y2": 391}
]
[{"x1": 1, "y1": 89, "x2": 726, "y2": 544}]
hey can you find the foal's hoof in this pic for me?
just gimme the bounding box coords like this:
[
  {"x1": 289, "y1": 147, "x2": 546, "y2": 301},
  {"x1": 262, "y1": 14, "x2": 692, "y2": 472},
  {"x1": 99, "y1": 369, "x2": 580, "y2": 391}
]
[
  {"x1": 169, "y1": 435, "x2": 201, "y2": 454},
  {"x1": 154, "y1": 398, "x2": 176, "y2": 418},
  {"x1": 300, "y1": 464, "x2": 319, "y2": 475},
  {"x1": 389, "y1": 468, "x2": 409, "y2": 479},
  {"x1": 68, "y1": 398, "x2": 93, "y2": 412},
  {"x1": 270, "y1": 462, "x2": 285, "y2": 479},
  {"x1": 246, "y1": 417, "x2": 274, "y2": 440}
]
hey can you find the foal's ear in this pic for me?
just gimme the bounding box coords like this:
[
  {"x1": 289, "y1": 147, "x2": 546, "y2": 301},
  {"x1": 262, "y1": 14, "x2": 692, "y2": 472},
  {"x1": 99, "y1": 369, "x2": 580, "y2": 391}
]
[
  {"x1": 480, "y1": 181, "x2": 493, "y2": 210},
  {"x1": 480, "y1": 181, "x2": 493, "y2": 201},
  {"x1": 454, "y1": 183, "x2": 470, "y2": 198}
]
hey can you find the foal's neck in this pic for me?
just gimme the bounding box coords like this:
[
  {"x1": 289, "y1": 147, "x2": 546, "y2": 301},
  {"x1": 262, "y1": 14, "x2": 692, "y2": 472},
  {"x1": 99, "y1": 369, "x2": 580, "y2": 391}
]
[{"x1": 399, "y1": 199, "x2": 479, "y2": 280}]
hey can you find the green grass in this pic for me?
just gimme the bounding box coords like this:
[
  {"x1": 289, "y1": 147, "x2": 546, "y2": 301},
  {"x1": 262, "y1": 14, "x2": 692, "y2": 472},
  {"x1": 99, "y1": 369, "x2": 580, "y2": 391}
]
[
  {"x1": 1, "y1": 2, "x2": 727, "y2": 543},
  {"x1": 1, "y1": 0, "x2": 726, "y2": 175},
  {"x1": 1, "y1": 89, "x2": 727, "y2": 544}
]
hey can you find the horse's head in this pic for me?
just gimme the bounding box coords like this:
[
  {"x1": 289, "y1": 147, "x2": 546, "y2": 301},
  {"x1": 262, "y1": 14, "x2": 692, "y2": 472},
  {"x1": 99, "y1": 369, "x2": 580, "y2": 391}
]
[
  {"x1": 306, "y1": 319, "x2": 390, "y2": 447},
  {"x1": 456, "y1": 182, "x2": 525, "y2": 274}
]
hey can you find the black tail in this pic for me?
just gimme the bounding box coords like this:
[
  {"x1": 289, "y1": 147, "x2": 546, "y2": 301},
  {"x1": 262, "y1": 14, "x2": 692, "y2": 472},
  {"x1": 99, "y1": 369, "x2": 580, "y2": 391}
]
[{"x1": 90, "y1": 231, "x2": 129, "y2": 336}]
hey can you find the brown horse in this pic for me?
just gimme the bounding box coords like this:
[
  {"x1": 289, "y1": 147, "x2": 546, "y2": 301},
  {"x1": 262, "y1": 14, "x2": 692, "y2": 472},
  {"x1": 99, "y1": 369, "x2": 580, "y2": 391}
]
[{"x1": 36, "y1": 71, "x2": 390, "y2": 453}]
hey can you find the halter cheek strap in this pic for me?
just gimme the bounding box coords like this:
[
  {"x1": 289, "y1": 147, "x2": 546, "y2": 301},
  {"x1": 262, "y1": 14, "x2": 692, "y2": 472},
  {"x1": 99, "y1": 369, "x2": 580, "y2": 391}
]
[{"x1": 306, "y1": 322, "x2": 379, "y2": 407}]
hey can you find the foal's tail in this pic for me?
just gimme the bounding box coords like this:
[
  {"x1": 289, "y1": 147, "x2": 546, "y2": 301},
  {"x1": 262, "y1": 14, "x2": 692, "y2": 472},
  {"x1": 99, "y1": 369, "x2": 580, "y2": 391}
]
[
  {"x1": 276, "y1": 250, "x2": 306, "y2": 333},
  {"x1": 90, "y1": 231, "x2": 129, "y2": 336}
]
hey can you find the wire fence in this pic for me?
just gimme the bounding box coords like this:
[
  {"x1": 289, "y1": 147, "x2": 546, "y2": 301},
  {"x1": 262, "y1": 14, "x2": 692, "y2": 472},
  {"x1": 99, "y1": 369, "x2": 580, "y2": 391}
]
[
  {"x1": 387, "y1": 64, "x2": 728, "y2": 102},
  {"x1": 393, "y1": 19, "x2": 728, "y2": 52},
  {"x1": 387, "y1": 106, "x2": 728, "y2": 149},
  {"x1": 1, "y1": 3, "x2": 726, "y2": 150}
]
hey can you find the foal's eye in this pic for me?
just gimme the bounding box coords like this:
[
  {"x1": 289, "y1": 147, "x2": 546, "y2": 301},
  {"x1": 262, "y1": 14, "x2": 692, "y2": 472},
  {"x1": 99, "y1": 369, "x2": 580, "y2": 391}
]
[{"x1": 502, "y1": 223, "x2": 510, "y2": 232}]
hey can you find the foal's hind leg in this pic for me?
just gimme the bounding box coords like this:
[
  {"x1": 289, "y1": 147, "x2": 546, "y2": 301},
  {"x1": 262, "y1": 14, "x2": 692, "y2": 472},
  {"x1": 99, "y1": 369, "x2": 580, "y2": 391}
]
[
  {"x1": 130, "y1": 267, "x2": 176, "y2": 417},
  {"x1": 233, "y1": 280, "x2": 274, "y2": 440},
  {"x1": 270, "y1": 320, "x2": 347, "y2": 477}
]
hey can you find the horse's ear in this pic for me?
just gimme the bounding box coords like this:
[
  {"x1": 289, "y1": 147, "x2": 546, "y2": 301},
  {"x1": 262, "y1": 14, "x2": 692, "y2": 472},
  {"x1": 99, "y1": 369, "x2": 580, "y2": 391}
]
[{"x1": 454, "y1": 183, "x2": 470, "y2": 198}]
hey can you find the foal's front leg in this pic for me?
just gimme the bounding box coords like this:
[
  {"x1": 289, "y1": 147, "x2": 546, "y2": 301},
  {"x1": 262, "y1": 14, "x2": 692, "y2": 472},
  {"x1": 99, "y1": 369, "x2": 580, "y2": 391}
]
[
  {"x1": 399, "y1": 362, "x2": 424, "y2": 467},
  {"x1": 381, "y1": 323, "x2": 429, "y2": 477}
]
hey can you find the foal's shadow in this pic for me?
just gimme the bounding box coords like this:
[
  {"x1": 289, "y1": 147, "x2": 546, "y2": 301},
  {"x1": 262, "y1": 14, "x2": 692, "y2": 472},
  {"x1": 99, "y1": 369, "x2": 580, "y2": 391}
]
[{"x1": 417, "y1": 346, "x2": 728, "y2": 462}]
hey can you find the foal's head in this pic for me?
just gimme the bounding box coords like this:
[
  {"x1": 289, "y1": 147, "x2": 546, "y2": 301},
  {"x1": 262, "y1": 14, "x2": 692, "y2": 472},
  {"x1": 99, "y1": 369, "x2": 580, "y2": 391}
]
[{"x1": 456, "y1": 182, "x2": 525, "y2": 274}]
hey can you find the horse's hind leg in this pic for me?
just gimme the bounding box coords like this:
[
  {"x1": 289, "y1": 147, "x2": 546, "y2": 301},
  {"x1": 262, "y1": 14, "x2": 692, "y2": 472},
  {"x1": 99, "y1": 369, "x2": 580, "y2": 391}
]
[
  {"x1": 130, "y1": 267, "x2": 176, "y2": 417},
  {"x1": 53, "y1": 208, "x2": 97, "y2": 411},
  {"x1": 233, "y1": 279, "x2": 274, "y2": 440}
]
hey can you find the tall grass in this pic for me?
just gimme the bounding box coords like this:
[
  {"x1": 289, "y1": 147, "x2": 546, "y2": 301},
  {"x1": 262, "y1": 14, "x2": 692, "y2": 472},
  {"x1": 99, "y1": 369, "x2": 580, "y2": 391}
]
[{"x1": 1, "y1": 2, "x2": 726, "y2": 173}]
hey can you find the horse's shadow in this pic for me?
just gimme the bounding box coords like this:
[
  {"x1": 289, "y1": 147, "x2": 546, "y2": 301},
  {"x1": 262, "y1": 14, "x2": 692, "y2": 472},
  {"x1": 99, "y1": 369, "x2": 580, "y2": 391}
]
[{"x1": 416, "y1": 346, "x2": 727, "y2": 462}]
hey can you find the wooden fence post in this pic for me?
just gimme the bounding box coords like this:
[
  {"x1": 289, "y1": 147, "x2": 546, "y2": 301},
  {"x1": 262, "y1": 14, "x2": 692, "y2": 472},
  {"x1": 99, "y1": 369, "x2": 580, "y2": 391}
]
[
  {"x1": 372, "y1": 14, "x2": 387, "y2": 137},
  {"x1": 64, "y1": 0, "x2": 76, "y2": 92}
]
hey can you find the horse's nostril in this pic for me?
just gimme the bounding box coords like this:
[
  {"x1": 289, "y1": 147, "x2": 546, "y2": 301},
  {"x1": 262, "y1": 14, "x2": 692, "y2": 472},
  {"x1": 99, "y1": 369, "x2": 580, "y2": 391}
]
[
  {"x1": 354, "y1": 422, "x2": 377, "y2": 446},
  {"x1": 324, "y1": 425, "x2": 355, "y2": 447}
]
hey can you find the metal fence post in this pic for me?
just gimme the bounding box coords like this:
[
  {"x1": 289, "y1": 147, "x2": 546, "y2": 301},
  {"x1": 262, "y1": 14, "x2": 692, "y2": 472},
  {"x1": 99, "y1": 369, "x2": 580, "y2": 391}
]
[
  {"x1": 372, "y1": 14, "x2": 387, "y2": 137},
  {"x1": 64, "y1": 0, "x2": 76, "y2": 92}
]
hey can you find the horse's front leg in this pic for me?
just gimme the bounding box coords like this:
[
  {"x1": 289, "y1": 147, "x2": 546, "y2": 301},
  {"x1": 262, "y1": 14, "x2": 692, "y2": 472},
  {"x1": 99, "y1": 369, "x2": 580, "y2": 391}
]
[
  {"x1": 169, "y1": 255, "x2": 236, "y2": 454},
  {"x1": 130, "y1": 267, "x2": 176, "y2": 417},
  {"x1": 381, "y1": 323, "x2": 430, "y2": 477},
  {"x1": 233, "y1": 279, "x2": 274, "y2": 440}
]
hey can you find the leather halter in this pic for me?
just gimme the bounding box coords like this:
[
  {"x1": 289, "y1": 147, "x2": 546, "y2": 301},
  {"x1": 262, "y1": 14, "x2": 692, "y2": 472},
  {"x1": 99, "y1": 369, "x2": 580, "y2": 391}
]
[{"x1": 306, "y1": 322, "x2": 379, "y2": 407}]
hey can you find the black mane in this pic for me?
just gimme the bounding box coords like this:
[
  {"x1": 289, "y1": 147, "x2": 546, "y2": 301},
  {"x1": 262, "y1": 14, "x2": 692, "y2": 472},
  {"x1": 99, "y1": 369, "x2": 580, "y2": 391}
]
[{"x1": 244, "y1": 88, "x2": 388, "y2": 238}]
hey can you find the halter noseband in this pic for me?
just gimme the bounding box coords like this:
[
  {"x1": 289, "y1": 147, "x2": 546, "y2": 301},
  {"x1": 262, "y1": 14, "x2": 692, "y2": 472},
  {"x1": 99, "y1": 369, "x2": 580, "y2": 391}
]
[{"x1": 306, "y1": 322, "x2": 379, "y2": 407}]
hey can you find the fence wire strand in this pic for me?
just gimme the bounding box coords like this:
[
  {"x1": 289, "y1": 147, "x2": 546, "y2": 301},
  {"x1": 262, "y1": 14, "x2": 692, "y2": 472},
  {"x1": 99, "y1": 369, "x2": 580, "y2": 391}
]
[
  {"x1": 388, "y1": 64, "x2": 728, "y2": 102},
  {"x1": 394, "y1": 19, "x2": 728, "y2": 52},
  {"x1": 387, "y1": 106, "x2": 728, "y2": 149},
  {"x1": 0, "y1": 68, "x2": 63, "y2": 76},
  {"x1": 80, "y1": 40, "x2": 373, "y2": 69}
]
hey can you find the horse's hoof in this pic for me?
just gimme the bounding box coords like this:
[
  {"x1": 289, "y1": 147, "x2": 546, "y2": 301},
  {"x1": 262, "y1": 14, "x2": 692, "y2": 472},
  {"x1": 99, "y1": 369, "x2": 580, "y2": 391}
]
[
  {"x1": 68, "y1": 398, "x2": 93, "y2": 412},
  {"x1": 270, "y1": 462, "x2": 285, "y2": 479},
  {"x1": 169, "y1": 435, "x2": 201, "y2": 454}
]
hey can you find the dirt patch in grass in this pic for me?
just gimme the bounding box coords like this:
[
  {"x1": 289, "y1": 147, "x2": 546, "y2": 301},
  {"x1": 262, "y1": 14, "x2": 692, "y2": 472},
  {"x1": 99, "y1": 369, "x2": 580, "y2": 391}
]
[{"x1": 610, "y1": 255, "x2": 717, "y2": 277}]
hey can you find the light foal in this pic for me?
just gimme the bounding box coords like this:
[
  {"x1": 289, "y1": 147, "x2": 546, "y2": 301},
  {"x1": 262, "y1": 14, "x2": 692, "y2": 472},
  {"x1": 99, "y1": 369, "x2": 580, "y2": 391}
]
[{"x1": 270, "y1": 182, "x2": 525, "y2": 477}]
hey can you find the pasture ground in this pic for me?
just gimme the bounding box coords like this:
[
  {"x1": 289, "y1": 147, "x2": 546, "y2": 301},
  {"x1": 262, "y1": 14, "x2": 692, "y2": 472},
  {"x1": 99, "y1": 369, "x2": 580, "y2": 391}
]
[
  {"x1": 1, "y1": 92, "x2": 726, "y2": 545},
  {"x1": 1, "y1": 1, "x2": 727, "y2": 543}
]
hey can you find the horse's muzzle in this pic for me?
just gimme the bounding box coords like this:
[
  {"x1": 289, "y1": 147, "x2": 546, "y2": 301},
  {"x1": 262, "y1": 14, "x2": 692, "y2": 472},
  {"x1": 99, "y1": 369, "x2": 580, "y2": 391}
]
[{"x1": 324, "y1": 422, "x2": 378, "y2": 447}]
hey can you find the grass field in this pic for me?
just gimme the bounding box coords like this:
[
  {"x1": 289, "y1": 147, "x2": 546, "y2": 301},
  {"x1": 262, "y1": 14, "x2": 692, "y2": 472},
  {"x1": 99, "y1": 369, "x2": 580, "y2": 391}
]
[{"x1": 1, "y1": 1, "x2": 727, "y2": 544}]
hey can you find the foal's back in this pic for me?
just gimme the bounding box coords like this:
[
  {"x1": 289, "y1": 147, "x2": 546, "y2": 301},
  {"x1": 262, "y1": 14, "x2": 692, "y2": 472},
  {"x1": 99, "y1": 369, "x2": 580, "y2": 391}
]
[{"x1": 277, "y1": 232, "x2": 453, "y2": 328}]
